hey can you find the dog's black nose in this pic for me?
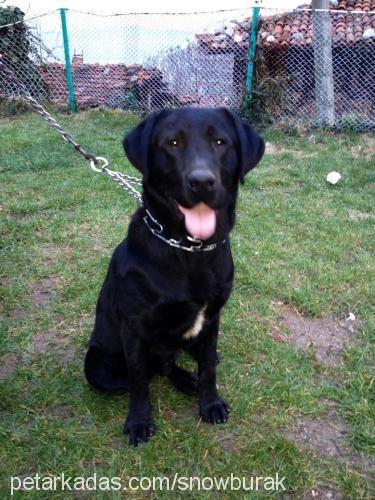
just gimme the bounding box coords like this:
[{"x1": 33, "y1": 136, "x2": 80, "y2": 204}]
[{"x1": 187, "y1": 169, "x2": 217, "y2": 193}]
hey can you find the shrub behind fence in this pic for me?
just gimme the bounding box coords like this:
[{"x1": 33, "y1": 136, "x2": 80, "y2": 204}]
[{"x1": 0, "y1": 5, "x2": 374, "y2": 130}]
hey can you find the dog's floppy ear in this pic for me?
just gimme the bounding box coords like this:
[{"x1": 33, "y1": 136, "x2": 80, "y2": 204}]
[
  {"x1": 221, "y1": 108, "x2": 265, "y2": 183},
  {"x1": 123, "y1": 111, "x2": 161, "y2": 175}
]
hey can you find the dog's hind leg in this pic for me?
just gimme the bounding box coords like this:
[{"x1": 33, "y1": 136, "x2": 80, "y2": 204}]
[
  {"x1": 84, "y1": 344, "x2": 129, "y2": 394},
  {"x1": 167, "y1": 364, "x2": 198, "y2": 396},
  {"x1": 85, "y1": 274, "x2": 130, "y2": 394}
]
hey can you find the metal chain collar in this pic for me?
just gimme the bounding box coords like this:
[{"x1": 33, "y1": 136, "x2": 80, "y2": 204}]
[
  {"x1": 143, "y1": 209, "x2": 225, "y2": 253},
  {"x1": 1, "y1": 57, "x2": 223, "y2": 253}
]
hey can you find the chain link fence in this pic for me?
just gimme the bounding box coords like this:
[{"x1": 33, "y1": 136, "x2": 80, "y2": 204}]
[
  {"x1": 250, "y1": 6, "x2": 375, "y2": 130},
  {"x1": 1, "y1": 5, "x2": 374, "y2": 129}
]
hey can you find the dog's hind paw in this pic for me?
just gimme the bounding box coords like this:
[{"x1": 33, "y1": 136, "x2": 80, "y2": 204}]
[
  {"x1": 168, "y1": 365, "x2": 198, "y2": 396},
  {"x1": 200, "y1": 398, "x2": 230, "y2": 424},
  {"x1": 124, "y1": 418, "x2": 155, "y2": 447}
]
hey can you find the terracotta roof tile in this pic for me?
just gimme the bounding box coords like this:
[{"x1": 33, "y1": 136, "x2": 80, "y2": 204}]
[
  {"x1": 37, "y1": 63, "x2": 166, "y2": 107},
  {"x1": 196, "y1": 0, "x2": 375, "y2": 52}
]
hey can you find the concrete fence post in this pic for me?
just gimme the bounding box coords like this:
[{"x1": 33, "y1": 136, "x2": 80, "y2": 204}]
[{"x1": 312, "y1": 0, "x2": 335, "y2": 125}]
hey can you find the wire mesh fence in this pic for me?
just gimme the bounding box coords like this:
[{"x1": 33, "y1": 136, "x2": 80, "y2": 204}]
[
  {"x1": 1, "y1": 4, "x2": 374, "y2": 130},
  {"x1": 250, "y1": 6, "x2": 375, "y2": 130},
  {"x1": 65, "y1": 9, "x2": 253, "y2": 111}
]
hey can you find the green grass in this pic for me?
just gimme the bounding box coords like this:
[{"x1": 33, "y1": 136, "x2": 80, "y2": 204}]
[{"x1": 0, "y1": 109, "x2": 374, "y2": 498}]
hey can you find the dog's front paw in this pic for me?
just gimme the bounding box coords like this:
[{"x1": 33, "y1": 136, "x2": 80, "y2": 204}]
[
  {"x1": 200, "y1": 398, "x2": 230, "y2": 424},
  {"x1": 124, "y1": 416, "x2": 155, "y2": 447}
]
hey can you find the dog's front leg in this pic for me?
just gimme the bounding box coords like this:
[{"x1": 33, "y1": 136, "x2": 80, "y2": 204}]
[
  {"x1": 197, "y1": 314, "x2": 230, "y2": 424},
  {"x1": 121, "y1": 327, "x2": 155, "y2": 446}
]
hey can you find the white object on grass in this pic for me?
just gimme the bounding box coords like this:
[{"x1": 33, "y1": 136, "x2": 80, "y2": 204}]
[{"x1": 326, "y1": 171, "x2": 341, "y2": 184}]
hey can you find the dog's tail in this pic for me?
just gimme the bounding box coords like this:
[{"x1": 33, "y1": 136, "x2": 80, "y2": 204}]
[{"x1": 84, "y1": 345, "x2": 129, "y2": 394}]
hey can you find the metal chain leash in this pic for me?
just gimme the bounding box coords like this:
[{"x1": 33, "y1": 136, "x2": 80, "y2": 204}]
[
  {"x1": 0, "y1": 56, "x2": 143, "y2": 204},
  {"x1": 1, "y1": 57, "x2": 224, "y2": 252}
]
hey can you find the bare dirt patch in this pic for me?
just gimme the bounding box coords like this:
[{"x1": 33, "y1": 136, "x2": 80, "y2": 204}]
[
  {"x1": 91, "y1": 236, "x2": 111, "y2": 255},
  {"x1": 348, "y1": 209, "x2": 374, "y2": 221},
  {"x1": 38, "y1": 242, "x2": 73, "y2": 265},
  {"x1": 216, "y1": 432, "x2": 240, "y2": 453},
  {"x1": 0, "y1": 352, "x2": 21, "y2": 380},
  {"x1": 266, "y1": 142, "x2": 285, "y2": 155},
  {"x1": 350, "y1": 136, "x2": 375, "y2": 160},
  {"x1": 29, "y1": 276, "x2": 59, "y2": 307},
  {"x1": 277, "y1": 304, "x2": 360, "y2": 366},
  {"x1": 79, "y1": 415, "x2": 96, "y2": 428},
  {"x1": 50, "y1": 405, "x2": 75, "y2": 420},
  {"x1": 79, "y1": 314, "x2": 95, "y2": 328},
  {"x1": 40, "y1": 243, "x2": 63, "y2": 260},
  {"x1": 179, "y1": 404, "x2": 199, "y2": 422},
  {"x1": 8, "y1": 307, "x2": 27, "y2": 320},
  {"x1": 284, "y1": 402, "x2": 374, "y2": 470},
  {"x1": 28, "y1": 331, "x2": 75, "y2": 363},
  {"x1": 289, "y1": 150, "x2": 318, "y2": 159},
  {"x1": 265, "y1": 142, "x2": 317, "y2": 158}
]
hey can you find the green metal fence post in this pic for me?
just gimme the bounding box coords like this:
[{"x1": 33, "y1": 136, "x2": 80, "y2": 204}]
[
  {"x1": 60, "y1": 8, "x2": 77, "y2": 112},
  {"x1": 243, "y1": 4, "x2": 261, "y2": 113}
]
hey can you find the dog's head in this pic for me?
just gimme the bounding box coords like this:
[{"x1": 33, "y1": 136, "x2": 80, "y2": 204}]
[{"x1": 124, "y1": 108, "x2": 264, "y2": 241}]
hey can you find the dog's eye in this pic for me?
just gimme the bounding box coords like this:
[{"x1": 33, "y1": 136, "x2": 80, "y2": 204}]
[
  {"x1": 215, "y1": 139, "x2": 225, "y2": 146},
  {"x1": 168, "y1": 138, "x2": 179, "y2": 147}
]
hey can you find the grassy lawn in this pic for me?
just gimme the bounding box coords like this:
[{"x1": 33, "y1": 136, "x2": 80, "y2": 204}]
[{"x1": 0, "y1": 109, "x2": 374, "y2": 498}]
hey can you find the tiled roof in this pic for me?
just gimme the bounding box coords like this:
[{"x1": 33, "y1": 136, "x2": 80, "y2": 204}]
[
  {"x1": 38, "y1": 63, "x2": 167, "y2": 107},
  {"x1": 196, "y1": 0, "x2": 375, "y2": 52},
  {"x1": 260, "y1": 1, "x2": 375, "y2": 47}
]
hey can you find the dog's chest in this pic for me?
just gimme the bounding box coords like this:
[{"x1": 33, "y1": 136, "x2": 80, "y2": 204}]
[{"x1": 182, "y1": 305, "x2": 207, "y2": 340}]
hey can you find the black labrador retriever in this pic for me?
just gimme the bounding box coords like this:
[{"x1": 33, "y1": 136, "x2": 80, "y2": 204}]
[{"x1": 84, "y1": 107, "x2": 264, "y2": 446}]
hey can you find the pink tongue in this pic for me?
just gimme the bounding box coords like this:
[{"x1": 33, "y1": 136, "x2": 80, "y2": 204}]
[{"x1": 178, "y1": 202, "x2": 216, "y2": 240}]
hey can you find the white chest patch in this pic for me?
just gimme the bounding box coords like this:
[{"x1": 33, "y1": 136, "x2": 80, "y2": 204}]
[{"x1": 182, "y1": 306, "x2": 207, "y2": 340}]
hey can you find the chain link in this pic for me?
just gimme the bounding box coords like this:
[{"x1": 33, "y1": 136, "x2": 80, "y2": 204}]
[
  {"x1": 2, "y1": 8, "x2": 375, "y2": 129},
  {"x1": 1, "y1": 56, "x2": 226, "y2": 253},
  {"x1": 0, "y1": 56, "x2": 143, "y2": 203}
]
